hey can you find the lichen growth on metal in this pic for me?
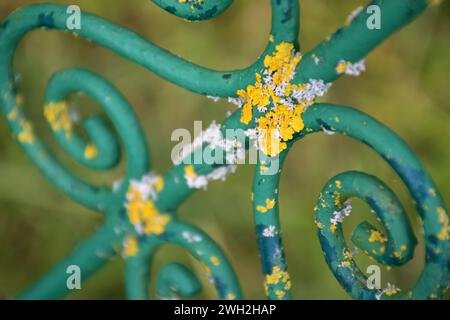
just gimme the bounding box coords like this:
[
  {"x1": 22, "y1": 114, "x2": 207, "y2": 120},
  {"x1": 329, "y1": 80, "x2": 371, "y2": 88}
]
[
  {"x1": 126, "y1": 175, "x2": 171, "y2": 235},
  {"x1": 0, "y1": 0, "x2": 447, "y2": 301},
  {"x1": 336, "y1": 59, "x2": 366, "y2": 76},
  {"x1": 44, "y1": 101, "x2": 73, "y2": 138},
  {"x1": 84, "y1": 143, "x2": 98, "y2": 159},
  {"x1": 236, "y1": 42, "x2": 331, "y2": 156}
]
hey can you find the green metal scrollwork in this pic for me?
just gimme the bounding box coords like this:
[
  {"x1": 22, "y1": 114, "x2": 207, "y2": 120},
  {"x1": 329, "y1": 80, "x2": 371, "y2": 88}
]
[
  {"x1": 0, "y1": 0, "x2": 448, "y2": 300},
  {"x1": 253, "y1": 104, "x2": 449, "y2": 299}
]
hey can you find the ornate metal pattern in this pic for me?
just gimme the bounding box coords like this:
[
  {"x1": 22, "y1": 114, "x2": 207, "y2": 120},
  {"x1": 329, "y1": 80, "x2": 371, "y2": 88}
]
[{"x1": 0, "y1": 0, "x2": 448, "y2": 300}]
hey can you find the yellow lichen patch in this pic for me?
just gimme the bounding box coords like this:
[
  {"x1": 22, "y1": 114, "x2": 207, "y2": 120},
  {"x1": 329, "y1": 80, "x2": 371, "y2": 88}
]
[
  {"x1": 260, "y1": 164, "x2": 270, "y2": 174},
  {"x1": 265, "y1": 266, "x2": 290, "y2": 285},
  {"x1": 343, "y1": 249, "x2": 353, "y2": 260},
  {"x1": 257, "y1": 104, "x2": 305, "y2": 156},
  {"x1": 18, "y1": 120, "x2": 35, "y2": 144},
  {"x1": 436, "y1": 207, "x2": 449, "y2": 241},
  {"x1": 368, "y1": 230, "x2": 387, "y2": 243},
  {"x1": 330, "y1": 224, "x2": 337, "y2": 233},
  {"x1": 284, "y1": 280, "x2": 292, "y2": 291},
  {"x1": 84, "y1": 143, "x2": 98, "y2": 159},
  {"x1": 184, "y1": 165, "x2": 198, "y2": 179},
  {"x1": 143, "y1": 214, "x2": 171, "y2": 235},
  {"x1": 341, "y1": 261, "x2": 351, "y2": 267},
  {"x1": 336, "y1": 59, "x2": 366, "y2": 76},
  {"x1": 210, "y1": 256, "x2": 220, "y2": 266},
  {"x1": 201, "y1": 263, "x2": 212, "y2": 276},
  {"x1": 7, "y1": 106, "x2": 19, "y2": 121},
  {"x1": 383, "y1": 283, "x2": 401, "y2": 296},
  {"x1": 265, "y1": 266, "x2": 291, "y2": 297},
  {"x1": 226, "y1": 293, "x2": 236, "y2": 300},
  {"x1": 154, "y1": 176, "x2": 165, "y2": 192},
  {"x1": 235, "y1": 42, "x2": 324, "y2": 157},
  {"x1": 44, "y1": 101, "x2": 73, "y2": 138},
  {"x1": 178, "y1": 0, "x2": 204, "y2": 4},
  {"x1": 315, "y1": 220, "x2": 323, "y2": 230},
  {"x1": 334, "y1": 193, "x2": 342, "y2": 207},
  {"x1": 126, "y1": 183, "x2": 171, "y2": 236},
  {"x1": 256, "y1": 198, "x2": 276, "y2": 213},
  {"x1": 336, "y1": 61, "x2": 352, "y2": 74},
  {"x1": 122, "y1": 235, "x2": 139, "y2": 257}
]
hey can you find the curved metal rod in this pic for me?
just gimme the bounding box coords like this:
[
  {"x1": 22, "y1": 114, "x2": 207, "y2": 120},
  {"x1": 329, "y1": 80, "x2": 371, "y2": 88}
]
[
  {"x1": 1, "y1": 67, "x2": 149, "y2": 210},
  {"x1": 18, "y1": 219, "x2": 124, "y2": 299},
  {"x1": 315, "y1": 171, "x2": 417, "y2": 299},
  {"x1": 295, "y1": 0, "x2": 429, "y2": 83},
  {"x1": 45, "y1": 72, "x2": 120, "y2": 170},
  {"x1": 135, "y1": 0, "x2": 434, "y2": 217},
  {"x1": 0, "y1": 0, "x2": 298, "y2": 209},
  {"x1": 43, "y1": 68, "x2": 150, "y2": 197},
  {"x1": 124, "y1": 220, "x2": 242, "y2": 300},
  {"x1": 157, "y1": 263, "x2": 202, "y2": 300},
  {"x1": 319, "y1": 172, "x2": 416, "y2": 267},
  {"x1": 0, "y1": 0, "x2": 433, "y2": 212},
  {"x1": 0, "y1": 1, "x2": 298, "y2": 97},
  {"x1": 252, "y1": 104, "x2": 449, "y2": 300},
  {"x1": 0, "y1": 0, "x2": 442, "y2": 300}
]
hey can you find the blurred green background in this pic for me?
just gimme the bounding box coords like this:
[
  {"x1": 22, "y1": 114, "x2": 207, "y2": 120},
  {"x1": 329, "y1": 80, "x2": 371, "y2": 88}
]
[{"x1": 0, "y1": 0, "x2": 449, "y2": 299}]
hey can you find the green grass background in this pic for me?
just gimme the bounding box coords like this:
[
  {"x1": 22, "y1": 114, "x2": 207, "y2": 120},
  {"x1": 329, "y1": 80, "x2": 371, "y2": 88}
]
[{"x1": 0, "y1": 0, "x2": 449, "y2": 299}]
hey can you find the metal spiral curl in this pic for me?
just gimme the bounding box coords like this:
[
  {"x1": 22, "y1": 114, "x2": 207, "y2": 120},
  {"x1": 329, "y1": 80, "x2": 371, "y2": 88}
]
[
  {"x1": 253, "y1": 104, "x2": 449, "y2": 300},
  {"x1": 0, "y1": 0, "x2": 448, "y2": 299},
  {"x1": 125, "y1": 220, "x2": 242, "y2": 300}
]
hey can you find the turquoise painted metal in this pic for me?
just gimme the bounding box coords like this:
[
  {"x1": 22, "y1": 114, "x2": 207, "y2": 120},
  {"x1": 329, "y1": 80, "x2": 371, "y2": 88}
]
[{"x1": 0, "y1": 0, "x2": 448, "y2": 300}]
